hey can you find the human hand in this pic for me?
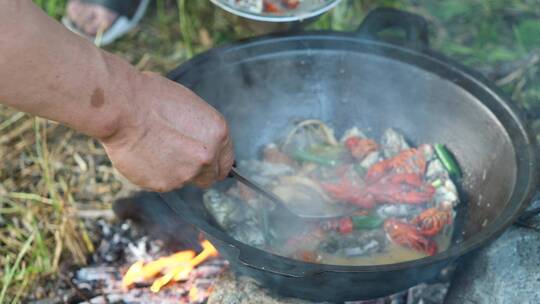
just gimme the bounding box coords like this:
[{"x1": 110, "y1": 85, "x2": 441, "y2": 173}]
[
  {"x1": 0, "y1": 1, "x2": 232, "y2": 192},
  {"x1": 101, "y1": 72, "x2": 234, "y2": 192}
]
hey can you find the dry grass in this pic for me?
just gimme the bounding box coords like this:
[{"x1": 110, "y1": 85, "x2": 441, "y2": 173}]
[
  {"x1": 2, "y1": 0, "x2": 539, "y2": 302},
  {"x1": 0, "y1": 110, "x2": 131, "y2": 302}
]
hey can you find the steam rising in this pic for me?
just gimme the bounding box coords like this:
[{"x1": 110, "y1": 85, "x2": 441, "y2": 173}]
[
  {"x1": 203, "y1": 119, "x2": 460, "y2": 265},
  {"x1": 170, "y1": 37, "x2": 518, "y2": 268}
]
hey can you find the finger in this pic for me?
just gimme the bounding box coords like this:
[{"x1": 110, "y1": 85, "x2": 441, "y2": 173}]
[
  {"x1": 215, "y1": 135, "x2": 230, "y2": 179},
  {"x1": 214, "y1": 155, "x2": 223, "y2": 183},
  {"x1": 217, "y1": 137, "x2": 235, "y2": 180},
  {"x1": 192, "y1": 165, "x2": 218, "y2": 189}
]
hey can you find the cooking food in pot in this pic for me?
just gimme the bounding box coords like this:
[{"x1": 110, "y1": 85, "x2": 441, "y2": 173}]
[
  {"x1": 232, "y1": 0, "x2": 306, "y2": 14},
  {"x1": 203, "y1": 120, "x2": 462, "y2": 265}
]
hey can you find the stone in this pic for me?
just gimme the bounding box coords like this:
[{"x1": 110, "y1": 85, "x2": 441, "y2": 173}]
[
  {"x1": 445, "y1": 226, "x2": 540, "y2": 304},
  {"x1": 407, "y1": 283, "x2": 449, "y2": 304},
  {"x1": 209, "y1": 270, "x2": 450, "y2": 304}
]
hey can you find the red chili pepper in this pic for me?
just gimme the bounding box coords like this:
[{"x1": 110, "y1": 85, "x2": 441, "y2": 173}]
[
  {"x1": 263, "y1": 1, "x2": 282, "y2": 13},
  {"x1": 338, "y1": 217, "x2": 353, "y2": 234},
  {"x1": 282, "y1": 0, "x2": 300, "y2": 9}
]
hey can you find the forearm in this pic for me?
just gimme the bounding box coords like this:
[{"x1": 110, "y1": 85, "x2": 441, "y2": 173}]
[
  {"x1": 0, "y1": 0, "x2": 141, "y2": 139},
  {"x1": 0, "y1": 1, "x2": 234, "y2": 191}
]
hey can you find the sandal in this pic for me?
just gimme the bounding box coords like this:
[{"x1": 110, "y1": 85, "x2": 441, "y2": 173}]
[{"x1": 62, "y1": 0, "x2": 150, "y2": 46}]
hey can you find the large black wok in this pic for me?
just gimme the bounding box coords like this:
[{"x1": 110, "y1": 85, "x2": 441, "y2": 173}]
[{"x1": 160, "y1": 8, "x2": 538, "y2": 302}]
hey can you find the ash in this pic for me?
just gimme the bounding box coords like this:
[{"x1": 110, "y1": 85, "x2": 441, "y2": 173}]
[
  {"x1": 63, "y1": 219, "x2": 228, "y2": 304},
  {"x1": 64, "y1": 219, "x2": 448, "y2": 304},
  {"x1": 40, "y1": 189, "x2": 451, "y2": 304},
  {"x1": 74, "y1": 259, "x2": 228, "y2": 304}
]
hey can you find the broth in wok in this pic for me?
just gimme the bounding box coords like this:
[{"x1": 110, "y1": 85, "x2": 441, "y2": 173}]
[{"x1": 203, "y1": 120, "x2": 461, "y2": 265}]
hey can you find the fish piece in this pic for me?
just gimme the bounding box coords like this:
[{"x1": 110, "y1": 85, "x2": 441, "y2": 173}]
[
  {"x1": 433, "y1": 180, "x2": 460, "y2": 208},
  {"x1": 273, "y1": 175, "x2": 332, "y2": 203},
  {"x1": 340, "y1": 127, "x2": 367, "y2": 143},
  {"x1": 426, "y1": 159, "x2": 448, "y2": 182},
  {"x1": 343, "y1": 239, "x2": 380, "y2": 257},
  {"x1": 282, "y1": 119, "x2": 338, "y2": 155},
  {"x1": 424, "y1": 150, "x2": 460, "y2": 208},
  {"x1": 419, "y1": 144, "x2": 436, "y2": 162},
  {"x1": 237, "y1": 182, "x2": 257, "y2": 202},
  {"x1": 381, "y1": 128, "x2": 410, "y2": 158},
  {"x1": 340, "y1": 230, "x2": 386, "y2": 257},
  {"x1": 376, "y1": 204, "x2": 423, "y2": 220},
  {"x1": 203, "y1": 190, "x2": 258, "y2": 229},
  {"x1": 229, "y1": 221, "x2": 266, "y2": 247}
]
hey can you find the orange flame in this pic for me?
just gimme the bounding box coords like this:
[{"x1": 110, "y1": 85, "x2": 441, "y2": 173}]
[
  {"x1": 122, "y1": 240, "x2": 218, "y2": 292},
  {"x1": 189, "y1": 286, "x2": 200, "y2": 302}
]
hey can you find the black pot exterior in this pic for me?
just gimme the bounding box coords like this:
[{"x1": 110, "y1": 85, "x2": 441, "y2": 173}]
[
  {"x1": 204, "y1": 234, "x2": 450, "y2": 302},
  {"x1": 160, "y1": 9, "x2": 538, "y2": 302}
]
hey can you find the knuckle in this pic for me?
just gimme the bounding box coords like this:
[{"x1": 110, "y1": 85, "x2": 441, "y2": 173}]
[
  {"x1": 197, "y1": 148, "x2": 215, "y2": 166},
  {"x1": 213, "y1": 115, "x2": 229, "y2": 141}
]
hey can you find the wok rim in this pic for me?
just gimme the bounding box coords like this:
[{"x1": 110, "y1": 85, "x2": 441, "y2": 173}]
[{"x1": 167, "y1": 31, "x2": 538, "y2": 276}]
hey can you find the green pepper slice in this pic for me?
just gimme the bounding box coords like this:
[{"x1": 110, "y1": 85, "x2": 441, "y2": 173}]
[
  {"x1": 431, "y1": 179, "x2": 443, "y2": 188},
  {"x1": 292, "y1": 144, "x2": 344, "y2": 166},
  {"x1": 351, "y1": 214, "x2": 384, "y2": 230},
  {"x1": 434, "y1": 144, "x2": 462, "y2": 178}
]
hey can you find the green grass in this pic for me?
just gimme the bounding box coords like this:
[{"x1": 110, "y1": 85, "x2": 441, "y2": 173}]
[
  {"x1": 33, "y1": 0, "x2": 68, "y2": 19},
  {"x1": 4, "y1": 0, "x2": 540, "y2": 302}
]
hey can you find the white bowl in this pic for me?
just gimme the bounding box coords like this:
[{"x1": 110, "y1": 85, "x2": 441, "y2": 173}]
[{"x1": 210, "y1": 0, "x2": 342, "y2": 22}]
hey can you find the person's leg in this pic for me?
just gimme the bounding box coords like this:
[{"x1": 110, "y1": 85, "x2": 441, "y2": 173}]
[
  {"x1": 65, "y1": 0, "x2": 118, "y2": 36},
  {"x1": 62, "y1": 0, "x2": 149, "y2": 46}
]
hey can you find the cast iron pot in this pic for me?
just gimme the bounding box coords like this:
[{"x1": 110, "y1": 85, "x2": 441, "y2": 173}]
[{"x1": 160, "y1": 8, "x2": 538, "y2": 302}]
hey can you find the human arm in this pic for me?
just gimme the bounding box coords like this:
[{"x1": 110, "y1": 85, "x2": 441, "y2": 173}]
[{"x1": 0, "y1": 0, "x2": 234, "y2": 191}]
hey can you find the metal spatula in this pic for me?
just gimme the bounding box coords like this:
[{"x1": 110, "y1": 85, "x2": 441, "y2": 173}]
[{"x1": 229, "y1": 167, "x2": 357, "y2": 220}]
